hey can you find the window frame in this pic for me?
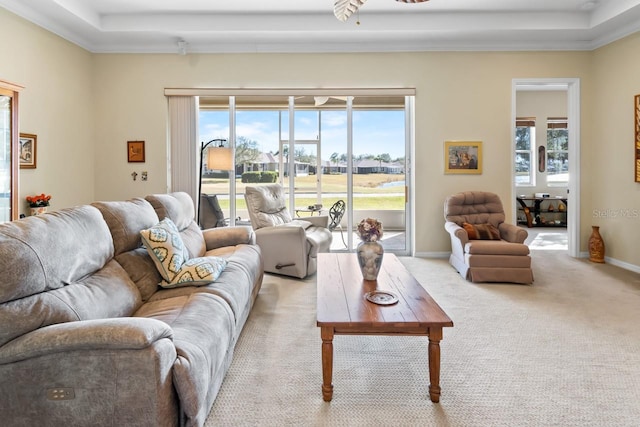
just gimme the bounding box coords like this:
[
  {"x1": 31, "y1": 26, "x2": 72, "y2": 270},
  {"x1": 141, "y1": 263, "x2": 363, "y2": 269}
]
[
  {"x1": 546, "y1": 117, "x2": 568, "y2": 187},
  {"x1": 515, "y1": 117, "x2": 536, "y2": 187}
]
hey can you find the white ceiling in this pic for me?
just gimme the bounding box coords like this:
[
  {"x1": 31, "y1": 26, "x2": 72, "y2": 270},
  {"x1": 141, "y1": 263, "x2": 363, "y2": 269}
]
[{"x1": 2, "y1": 0, "x2": 640, "y2": 53}]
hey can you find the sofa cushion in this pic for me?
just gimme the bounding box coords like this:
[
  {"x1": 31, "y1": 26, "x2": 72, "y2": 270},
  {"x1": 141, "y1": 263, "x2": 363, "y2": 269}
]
[
  {"x1": 92, "y1": 198, "x2": 159, "y2": 255},
  {"x1": 93, "y1": 198, "x2": 163, "y2": 300},
  {"x1": 149, "y1": 244, "x2": 262, "y2": 328},
  {"x1": 146, "y1": 193, "x2": 207, "y2": 258},
  {"x1": 162, "y1": 256, "x2": 227, "y2": 289},
  {"x1": 134, "y1": 292, "x2": 235, "y2": 427},
  {"x1": 0, "y1": 259, "x2": 142, "y2": 347},
  {"x1": 462, "y1": 222, "x2": 500, "y2": 240},
  {"x1": 51, "y1": 259, "x2": 142, "y2": 319},
  {"x1": 0, "y1": 205, "x2": 114, "y2": 304},
  {"x1": 115, "y1": 247, "x2": 163, "y2": 301}
]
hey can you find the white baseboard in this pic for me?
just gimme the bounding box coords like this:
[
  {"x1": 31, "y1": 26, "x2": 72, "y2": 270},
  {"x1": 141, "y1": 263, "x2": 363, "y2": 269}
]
[
  {"x1": 569, "y1": 251, "x2": 640, "y2": 274},
  {"x1": 602, "y1": 257, "x2": 640, "y2": 274}
]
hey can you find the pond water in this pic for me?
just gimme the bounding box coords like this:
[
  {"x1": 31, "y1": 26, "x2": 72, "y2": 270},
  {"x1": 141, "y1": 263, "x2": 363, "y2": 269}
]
[{"x1": 378, "y1": 180, "x2": 405, "y2": 188}]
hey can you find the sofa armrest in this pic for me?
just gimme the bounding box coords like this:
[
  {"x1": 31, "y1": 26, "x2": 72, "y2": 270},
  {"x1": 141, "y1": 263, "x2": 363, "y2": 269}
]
[
  {"x1": 499, "y1": 223, "x2": 528, "y2": 244},
  {"x1": 304, "y1": 215, "x2": 329, "y2": 228},
  {"x1": 0, "y1": 317, "x2": 173, "y2": 364},
  {"x1": 255, "y1": 224, "x2": 307, "y2": 245},
  {"x1": 202, "y1": 225, "x2": 256, "y2": 250}
]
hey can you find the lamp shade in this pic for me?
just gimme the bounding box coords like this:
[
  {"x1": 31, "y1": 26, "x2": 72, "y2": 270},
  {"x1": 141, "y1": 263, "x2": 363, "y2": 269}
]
[{"x1": 207, "y1": 146, "x2": 233, "y2": 171}]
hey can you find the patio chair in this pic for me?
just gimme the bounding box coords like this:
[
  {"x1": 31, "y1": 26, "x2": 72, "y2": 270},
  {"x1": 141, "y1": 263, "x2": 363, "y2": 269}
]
[
  {"x1": 444, "y1": 191, "x2": 533, "y2": 284},
  {"x1": 244, "y1": 184, "x2": 332, "y2": 278},
  {"x1": 328, "y1": 199, "x2": 347, "y2": 247}
]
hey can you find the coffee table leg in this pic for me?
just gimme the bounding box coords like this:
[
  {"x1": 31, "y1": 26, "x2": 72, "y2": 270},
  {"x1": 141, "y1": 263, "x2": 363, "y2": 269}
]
[
  {"x1": 428, "y1": 327, "x2": 443, "y2": 403},
  {"x1": 321, "y1": 327, "x2": 334, "y2": 401}
]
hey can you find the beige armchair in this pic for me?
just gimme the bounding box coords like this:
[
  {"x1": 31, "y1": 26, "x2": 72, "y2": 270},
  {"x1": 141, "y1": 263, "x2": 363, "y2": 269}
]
[
  {"x1": 244, "y1": 184, "x2": 332, "y2": 278},
  {"x1": 444, "y1": 191, "x2": 533, "y2": 284}
]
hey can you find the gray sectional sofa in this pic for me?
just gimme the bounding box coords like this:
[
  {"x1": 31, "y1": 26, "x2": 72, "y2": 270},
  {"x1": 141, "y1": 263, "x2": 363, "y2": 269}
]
[{"x1": 0, "y1": 192, "x2": 264, "y2": 427}]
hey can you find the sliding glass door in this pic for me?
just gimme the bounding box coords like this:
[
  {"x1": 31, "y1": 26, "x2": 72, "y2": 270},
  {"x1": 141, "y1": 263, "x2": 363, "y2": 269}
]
[{"x1": 198, "y1": 90, "x2": 412, "y2": 255}]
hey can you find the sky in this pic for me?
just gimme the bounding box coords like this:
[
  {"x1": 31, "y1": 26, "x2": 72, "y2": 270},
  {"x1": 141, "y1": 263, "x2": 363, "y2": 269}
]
[{"x1": 199, "y1": 109, "x2": 406, "y2": 161}]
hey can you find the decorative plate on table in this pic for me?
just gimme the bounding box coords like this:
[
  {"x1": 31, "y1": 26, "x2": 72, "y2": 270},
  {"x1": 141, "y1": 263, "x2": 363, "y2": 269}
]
[{"x1": 364, "y1": 290, "x2": 399, "y2": 305}]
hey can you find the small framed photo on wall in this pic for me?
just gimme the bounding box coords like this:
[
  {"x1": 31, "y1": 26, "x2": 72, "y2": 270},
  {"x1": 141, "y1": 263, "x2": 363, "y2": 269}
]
[
  {"x1": 444, "y1": 141, "x2": 482, "y2": 174},
  {"x1": 19, "y1": 133, "x2": 37, "y2": 169},
  {"x1": 127, "y1": 140, "x2": 145, "y2": 163}
]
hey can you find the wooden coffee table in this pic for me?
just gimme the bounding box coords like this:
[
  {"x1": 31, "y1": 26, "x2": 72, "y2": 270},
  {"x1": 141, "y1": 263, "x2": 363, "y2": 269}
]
[{"x1": 316, "y1": 253, "x2": 454, "y2": 403}]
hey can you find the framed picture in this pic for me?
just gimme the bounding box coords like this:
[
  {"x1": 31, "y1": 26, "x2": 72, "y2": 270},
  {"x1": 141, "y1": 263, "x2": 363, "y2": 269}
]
[
  {"x1": 444, "y1": 141, "x2": 482, "y2": 174},
  {"x1": 127, "y1": 140, "x2": 145, "y2": 163},
  {"x1": 635, "y1": 95, "x2": 640, "y2": 182},
  {"x1": 19, "y1": 133, "x2": 37, "y2": 169}
]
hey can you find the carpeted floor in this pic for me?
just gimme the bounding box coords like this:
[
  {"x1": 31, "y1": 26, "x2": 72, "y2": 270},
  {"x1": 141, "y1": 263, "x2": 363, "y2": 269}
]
[{"x1": 205, "y1": 250, "x2": 640, "y2": 427}]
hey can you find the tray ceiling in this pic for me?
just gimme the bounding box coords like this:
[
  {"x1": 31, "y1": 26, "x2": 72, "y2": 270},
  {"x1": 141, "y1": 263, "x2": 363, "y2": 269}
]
[{"x1": 1, "y1": 0, "x2": 640, "y2": 53}]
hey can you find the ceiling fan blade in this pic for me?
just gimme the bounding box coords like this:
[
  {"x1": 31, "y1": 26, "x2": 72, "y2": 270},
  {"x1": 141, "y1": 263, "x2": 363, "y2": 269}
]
[
  {"x1": 396, "y1": 0, "x2": 430, "y2": 3},
  {"x1": 334, "y1": 0, "x2": 367, "y2": 22},
  {"x1": 314, "y1": 96, "x2": 350, "y2": 107}
]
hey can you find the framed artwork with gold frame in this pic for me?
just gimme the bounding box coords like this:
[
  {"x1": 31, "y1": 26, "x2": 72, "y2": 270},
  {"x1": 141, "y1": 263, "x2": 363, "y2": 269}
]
[
  {"x1": 19, "y1": 133, "x2": 37, "y2": 169},
  {"x1": 444, "y1": 141, "x2": 482, "y2": 174},
  {"x1": 635, "y1": 95, "x2": 640, "y2": 182},
  {"x1": 127, "y1": 140, "x2": 145, "y2": 163}
]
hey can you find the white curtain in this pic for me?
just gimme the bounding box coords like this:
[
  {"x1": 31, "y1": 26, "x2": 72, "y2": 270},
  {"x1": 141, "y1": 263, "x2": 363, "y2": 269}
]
[{"x1": 167, "y1": 96, "x2": 199, "y2": 206}]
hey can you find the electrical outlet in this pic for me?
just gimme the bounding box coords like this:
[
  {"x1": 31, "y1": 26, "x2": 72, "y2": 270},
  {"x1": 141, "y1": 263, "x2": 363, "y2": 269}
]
[
  {"x1": 47, "y1": 387, "x2": 75, "y2": 400},
  {"x1": 141, "y1": 171, "x2": 148, "y2": 181}
]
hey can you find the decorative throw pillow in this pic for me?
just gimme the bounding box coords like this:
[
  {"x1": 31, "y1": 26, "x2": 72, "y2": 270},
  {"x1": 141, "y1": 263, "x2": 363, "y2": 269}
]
[
  {"x1": 140, "y1": 218, "x2": 189, "y2": 283},
  {"x1": 462, "y1": 222, "x2": 501, "y2": 240},
  {"x1": 161, "y1": 256, "x2": 227, "y2": 288}
]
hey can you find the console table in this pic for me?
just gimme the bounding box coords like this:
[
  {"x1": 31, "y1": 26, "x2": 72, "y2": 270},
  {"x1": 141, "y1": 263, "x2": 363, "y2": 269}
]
[{"x1": 516, "y1": 197, "x2": 567, "y2": 228}]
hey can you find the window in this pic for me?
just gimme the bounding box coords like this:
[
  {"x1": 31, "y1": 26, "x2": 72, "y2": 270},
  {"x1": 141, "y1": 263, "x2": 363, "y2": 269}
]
[
  {"x1": 515, "y1": 117, "x2": 535, "y2": 186},
  {"x1": 546, "y1": 117, "x2": 568, "y2": 185},
  {"x1": 191, "y1": 89, "x2": 413, "y2": 254}
]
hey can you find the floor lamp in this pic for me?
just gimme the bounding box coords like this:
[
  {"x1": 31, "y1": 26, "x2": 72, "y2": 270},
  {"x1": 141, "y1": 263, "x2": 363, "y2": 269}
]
[{"x1": 198, "y1": 138, "x2": 232, "y2": 224}]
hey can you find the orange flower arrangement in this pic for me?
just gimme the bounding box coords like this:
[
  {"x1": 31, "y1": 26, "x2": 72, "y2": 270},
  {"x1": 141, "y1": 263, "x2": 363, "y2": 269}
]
[{"x1": 26, "y1": 193, "x2": 51, "y2": 207}]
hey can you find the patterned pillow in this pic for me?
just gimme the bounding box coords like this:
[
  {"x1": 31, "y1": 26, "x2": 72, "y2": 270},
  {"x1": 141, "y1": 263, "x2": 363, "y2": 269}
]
[
  {"x1": 140, "y1": 218, "x2": 189, "y2": 283},
  {"x1": 161, "y1": 256, "x2": 227, "y2": 288},
  {"x1": 462, "y1": 222, "x2": 501, "y2": 240}
]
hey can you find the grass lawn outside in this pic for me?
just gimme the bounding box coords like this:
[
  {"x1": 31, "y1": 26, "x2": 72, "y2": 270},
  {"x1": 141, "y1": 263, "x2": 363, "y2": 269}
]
[{"x1": 201, "y1": 173, "x2": 405, "y2": 210}]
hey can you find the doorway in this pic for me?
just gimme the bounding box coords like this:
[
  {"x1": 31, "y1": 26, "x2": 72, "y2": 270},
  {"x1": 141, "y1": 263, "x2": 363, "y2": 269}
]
[{"x1": 512, "y1": 79, "x2": 581, "y2": 257}]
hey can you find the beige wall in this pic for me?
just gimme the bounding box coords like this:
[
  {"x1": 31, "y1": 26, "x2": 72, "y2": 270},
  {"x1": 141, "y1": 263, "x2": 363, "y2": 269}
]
[
  {"x1": 5, "y1": 8, "x2": 640, "y2": 268},
  {"x1": 92, "y1": 51, "x2": 592, "y2": 256},
  {"x1": 591, "y1": 31, "x2": 640, "y2": 267},
  {"x1": 0, "y1": 9, "x2": 94, "y2": 217}
]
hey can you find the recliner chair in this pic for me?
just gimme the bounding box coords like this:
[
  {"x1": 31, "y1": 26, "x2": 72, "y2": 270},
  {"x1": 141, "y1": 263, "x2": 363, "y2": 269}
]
[
  {"x1": 244, "y1": 184, "x2": 332, "y2": 278},
  {"x1": 444, "y1": 191, "x2": 533, "y2": 284}
]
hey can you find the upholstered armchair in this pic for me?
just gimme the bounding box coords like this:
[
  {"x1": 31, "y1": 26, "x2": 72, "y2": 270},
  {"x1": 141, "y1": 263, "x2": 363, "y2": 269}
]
[
  {"x1": 444, "y1": 191, "x2": 533, "y2": 284},
  {"x1": 244, "y1": 184, "x2": 332, "y2": 278}
]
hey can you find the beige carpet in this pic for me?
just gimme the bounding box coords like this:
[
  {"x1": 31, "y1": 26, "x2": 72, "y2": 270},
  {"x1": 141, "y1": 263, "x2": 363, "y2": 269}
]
[{"x1": 206, "y1": 251, "x2": 640, "y2": 426}]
